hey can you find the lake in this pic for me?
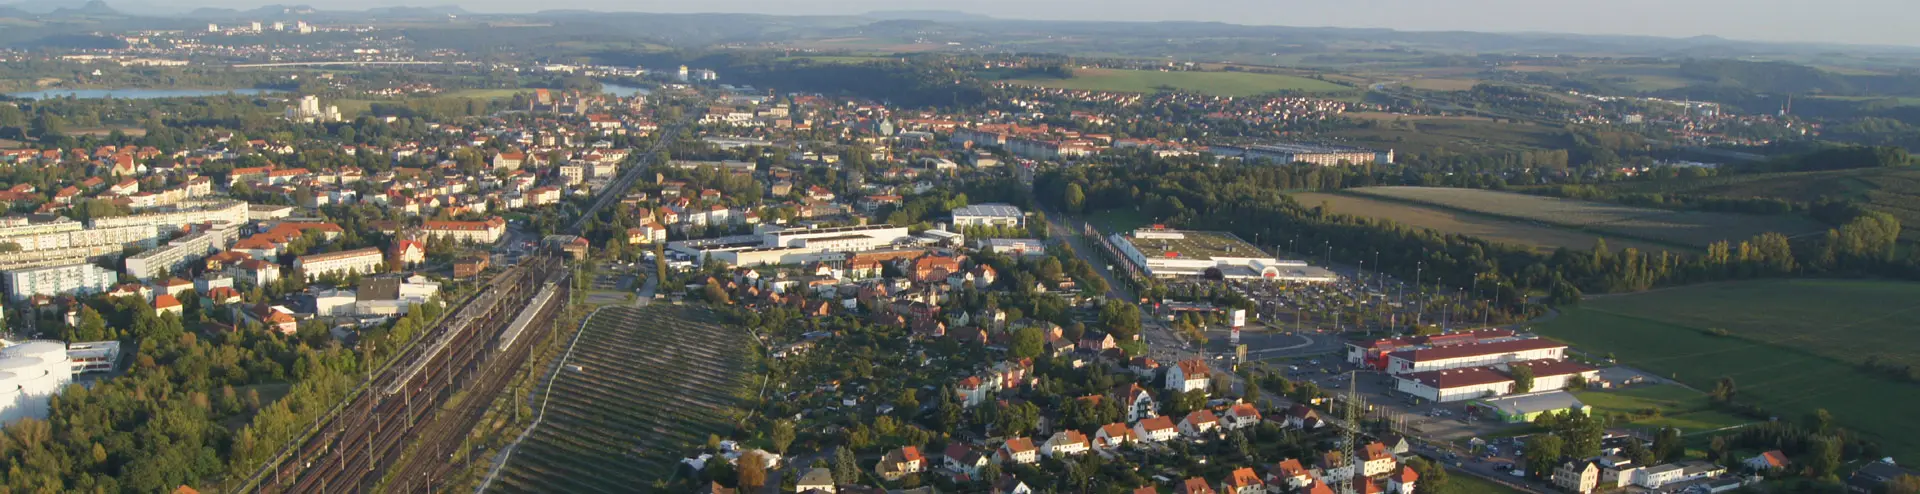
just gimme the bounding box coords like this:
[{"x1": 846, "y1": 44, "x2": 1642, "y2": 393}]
[
  {"x1": 5, "y1": 88, "x2": 282, "y2": 100},
  {"x1": 601, "y1": 83, "x2": 652, "y2": 98}
]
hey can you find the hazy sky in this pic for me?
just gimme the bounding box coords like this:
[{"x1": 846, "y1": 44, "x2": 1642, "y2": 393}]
[{"x1": 200, "y1": 0, "x2": 1916, "y2": 46}]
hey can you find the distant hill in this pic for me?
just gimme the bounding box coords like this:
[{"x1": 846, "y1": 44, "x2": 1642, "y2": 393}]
[
  {"x1": 50, "y1": 0, "x2": 119, "y2": 16},
  {"x1": 862, "y1": 10, "x2": 995, "y2": 22}
]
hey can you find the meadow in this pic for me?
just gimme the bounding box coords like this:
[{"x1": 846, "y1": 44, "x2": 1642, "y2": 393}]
[
  {"x1": 1572, "y1": 385, "x2": 1750, "y2": 434},
  {"x1": 1007, "y1": 68, "x2": 1353, "y2": 97},
  {"x1": 1290, "y1": 191, "x2": 1672, "y2": 253},
  {"x1": 1346, "y1": 187, "x2": 1826, "y2": 248},
  {"x1": 1533, "y1": 279, "x2": 1920, "y2": 457}
]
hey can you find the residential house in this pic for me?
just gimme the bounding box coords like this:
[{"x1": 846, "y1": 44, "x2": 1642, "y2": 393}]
[
  {"x1": 1388, "y1": 466, "x2": 1419, "y2": 494},
  {"x1": 1744, "y1": 451, "x2": 1789, "y2": 472},
  {"x1": 1094, "y1": 423, "x2": 1134, "y2": 451},
  {"x1": 942, "y1": 443, "x2": 989, "y2": 478},
  {"x1": 1177, "y1": 477, "x2": 1216, "y2": 494},
  {"x1": 1167, "y1": 359, "x2": 1211, "y2": 393},
  {"x1": 995, "y1": 437, "x2": 1038, "y2": 465},
  {"x1": 875, "y1": 446, "x2": 925, "y2": 481},
  {"x1": 992, "y1": 475, "x2": 1034, "y2": 494},
  {"x1": 1113, "y1": 383, "x2": 1158, "y2": 423},
  {"x1": 1179, "y1": 409, "x2": 1220, "y2": 438},
  {"x1": 1554, "y1": 460, "x2": 1601, "y2": 494},
  {"x1": 795, "y1": 468, "x2": 836, "y2": 493},
  {"x1": 1219, "y1": 467, "x2": 1264, "y2": 494},
  {"x1": 1222, "y1": 403, "x2": 1262, "y2": 431},
  {"x1": 1286, "y1": 404, "x2": 1324, "y2": 430},
  {"x1": 1133, "y1": 416, "x2": 1178, "y2": 443},
  {"x1": 1267, "y1": 459, "x2": 1312, "y2": 491},
  {"x1": 1042, "y1": 430, "x2": 1089, "y2": 458}
]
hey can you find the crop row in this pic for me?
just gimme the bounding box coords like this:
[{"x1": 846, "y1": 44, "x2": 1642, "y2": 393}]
[{"x1": 493, "y1": 306, "x2": 751, "y2": 493}]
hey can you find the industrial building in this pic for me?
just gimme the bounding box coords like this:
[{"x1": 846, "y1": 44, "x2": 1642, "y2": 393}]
[
  {"x1": 0, "y1": 340, "x2": 73, "y2": 425},
  {"x1": 1393, "y1": 359, "x2": 1598, "y2": 403},
  {"x1": 1384, "y1": 338, "x2": 1568, "y2": 375},
  {"x1": 950, "y1": 203, "x2": 1026, "y2": 229},
  {"x1": 1209, "y1": 143, "x2": 1393, "y2": 166},
  {"x1": 667, "y1": 224, "x2": 914, "y2": 267},
  {"x1": 1348, "y1": 328, "x2": 1519, "y2": 369},
  {"x1": 1108, "y1": 227, "x2": 1337, "y2": 282}
]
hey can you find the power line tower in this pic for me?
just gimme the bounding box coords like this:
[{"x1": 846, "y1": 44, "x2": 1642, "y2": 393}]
[{"x1": 1334, "y1": 371, "x2": 1362, "y2": 494}]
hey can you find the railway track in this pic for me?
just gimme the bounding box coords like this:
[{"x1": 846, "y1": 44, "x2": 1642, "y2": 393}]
[{"x1": 242, "y1": 256, "x2": 568, "y2": 494}]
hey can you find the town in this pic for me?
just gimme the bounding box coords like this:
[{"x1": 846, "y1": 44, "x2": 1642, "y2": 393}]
[{"x1": 0, "y1": 4, "x2": 1918, "y2": 494}]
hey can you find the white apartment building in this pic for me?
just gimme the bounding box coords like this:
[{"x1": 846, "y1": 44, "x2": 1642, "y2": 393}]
[
  {"x1": 422, "y1": 217, "x2": 507, "y2": 244},
  {"x1": 294, "y1": 248, "x2": 384, "y2": 280},
  {"x1": 4, "y1": 262, "x2": 118, "y2": 301},
  {"x1": 124, "y1": 224, "x2": 241, "y2": 279},
  {"x1": 89, "y1": 200, "x2": 249, "y2": 234}
]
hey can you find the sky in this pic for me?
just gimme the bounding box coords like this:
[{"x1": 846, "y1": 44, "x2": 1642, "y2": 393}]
[{"x1": 185, "y1": 0, "x2": 1917, "y2": 46}]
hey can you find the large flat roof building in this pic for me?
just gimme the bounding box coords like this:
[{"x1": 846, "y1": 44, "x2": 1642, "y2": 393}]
[
  {"x1": 1109, "y1": 227, "x2": 1336, "y2": 282},
  {"x1": 0, "y1": 341, "x2": 72, "y2": 425},
  {"x1": 1385, "y1": 338, "x2": 1568, "y2": 375},
  {"x1": 1210, "y1": 143, "x2": 1392, "y2": 166},
  {"x1": 951, "y1": 203, "x2": 1025, "y2": 229},
  {"x1": 668, "y1": 224, "x2": 914, "y2": 268}
]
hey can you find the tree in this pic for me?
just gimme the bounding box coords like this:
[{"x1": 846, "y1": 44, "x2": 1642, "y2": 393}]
[
  {"x1": 737, "y1": 451, "x2": 767, "y2": 491},
  {"x1": 1064, "y1": 183, "x2": 1086, "y2": 214},
  {"x1": 1709, "y1": 376, "x2": 1737, "y2": 405},
  {"x1": 1009, "y1": 326, "x2": 1045, "y2": 359},
  {"x1": 771, "y1": 420, "x2": 796, "y2": 455},
  {"x1": 1525, "y1": 434, "x2": 1565, "y2": 481},
  {"x1": 1511, "y1": 364, "x2": 1535, "y2": 394},
  {"x1": 1408, "y1": 457, "x2": 1449, "y2": 494},
  {"x1": 1652, "y1": 428, "x2": 1684, "y2": 462},
  {"x1": 833, "y1": 447, "x2": 859, "y2": 484},
  {"x1": 995, "y1": 402, "x2": 1041, "y2": 437},
  {"x1": 1808, "y1": 436, "x2": 1844, "y2": 479},
  {"x1": 704, "y1": 283, "x2": 731, "y2": 305},
  {"x1": 1805, "y1": 408, "x2": 1833, "y2": 435}
]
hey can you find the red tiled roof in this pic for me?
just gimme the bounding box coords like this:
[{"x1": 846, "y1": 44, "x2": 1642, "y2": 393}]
[
  {"x1": 1391, "y1": 338, "x2": 1564, "y2": 363},
  {"x1": 1400, "y1": 366, "x2": 1513, "y2": 389}
]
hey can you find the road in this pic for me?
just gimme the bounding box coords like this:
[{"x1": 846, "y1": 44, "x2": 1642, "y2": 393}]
[{"x1": 566, "y1": 114, "x2": 694, "y2": 235}]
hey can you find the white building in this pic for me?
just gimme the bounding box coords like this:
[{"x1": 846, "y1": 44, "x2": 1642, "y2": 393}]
[
  {"x1": 1385, "y1": 339, "x2": 1568, "y2": 375},
  {"x1": 422, "y1": 217, "x2": 507, "y2": 244},
  {"x1": 89, "y1": 200, "x2": 250, "y2": 235},
  {"x1": 668, "y1": 224, "x2": 914, "y2": 268},
  {"x1": 1166, "y1": 359, "x2": 1211, "y2": 393},
  {"x1": 1395, "y1": 367, "x2": 1514, "y2": 403},
  {"x1": 294, "y1": 248, "x2": 384, "y2": 280},
  {"x1": 66, "y1": 341, "x2": 120, "y2": 374},
  {"x1": 1109, "y1": 228, "x2": 1337, "y2": 281},
  {"x1": 285, "y1": 95, "x2": 343, "y2": 123},
  {"x1": 4, "y1": 263, "x2": 118, "y2": 301},
  {"x1": 123, "y1": 224, "x2": 241, "y2": 280},
  {"x1": 950, "y1": 203, "x2": 1024, "y2": 228},
  {"x1": 0, "y1": 341, "x2": 73, "y2": 425}
]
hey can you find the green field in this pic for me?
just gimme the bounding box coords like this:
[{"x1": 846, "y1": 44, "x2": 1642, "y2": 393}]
[
  {"x1": 1573, "y1": 385, "x2": 1751, "y2": 434},
  {"x1": 1323, "y1": 119, "x2": 1570, "y2": 155},
  {"x1": 1534, "y1": 279, "x2": 1920, "y2": 457},
  {"x1": 1086, "y1": 208, "x2": 1155, "y2": 234},
  {"x1": 1008, "y1": 68, "x2": 1354, "y2": 97},
  {"x1": 1439, "y1": 469, "x2": 1528, "y2": 494}
]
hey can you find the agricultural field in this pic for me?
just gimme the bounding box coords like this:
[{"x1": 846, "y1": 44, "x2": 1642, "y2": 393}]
[
  {"x1": 1346, "y1": 187, "x2": 1826, "y2": 248},
  {"x1": 1397, "y1": 77, "x2": 1483, "y2": 91},
  {"x1": 1321, "y1": 118, "x2": 1570, "y2": 155},
  {"x1": 1291, "y1": 191, "x2": 1671, "y2": 253},
  {"x1": 492, "y1": 305, "x2": 755, "y2": 493},
  {"x1": 1005, "y1": 68, "x2": 1354, "y2": 97},
  {"x1": 1593, "y1": 167, "x2": 1920, "y2": 241},
  {"x1": 1533, "y1": 279, "x2": 1920, "y2": 457}
]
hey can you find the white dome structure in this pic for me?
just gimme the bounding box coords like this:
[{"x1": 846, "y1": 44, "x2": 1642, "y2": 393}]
[{"x1": 0, "y1": 340, "x2": 73, "y2": 425}]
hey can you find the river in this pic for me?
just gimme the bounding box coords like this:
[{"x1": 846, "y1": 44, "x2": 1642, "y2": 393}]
[
  {"x1": 600, "y1": 83, "x2": 651, "y2": 98},
  {"x1": 5, "y1": 88, "x2": 283, "y2": 100}
]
